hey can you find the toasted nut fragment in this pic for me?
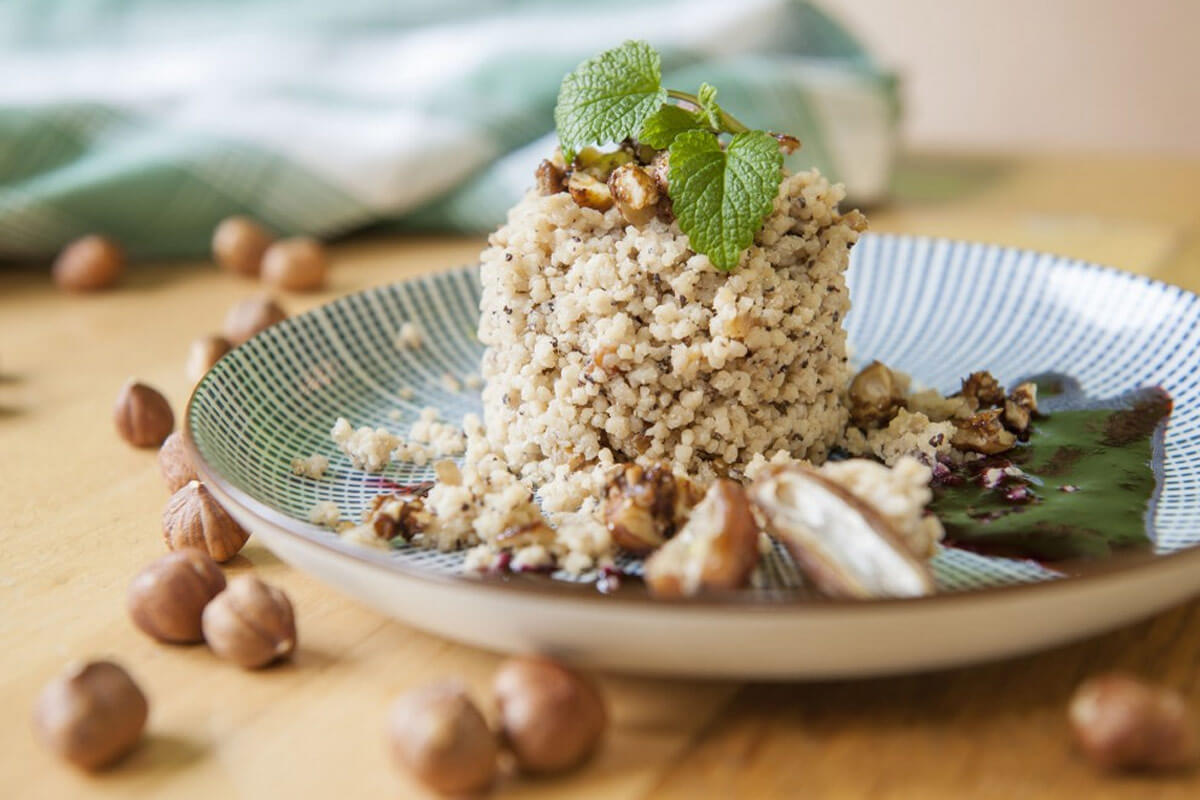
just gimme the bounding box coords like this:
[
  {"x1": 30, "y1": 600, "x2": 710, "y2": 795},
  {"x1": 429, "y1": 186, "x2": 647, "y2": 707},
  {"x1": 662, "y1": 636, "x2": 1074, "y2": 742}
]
[
  {"x1": 608, "y1": 163, "x2": 660, "y2": 227},
  {"x1": 647, "y1": 149, "x2": 670, "y2": 193},
  {"x1": 960, "y1": 370, "x2": 1005, "y2": 410},
  {"x1": 33, "y1": 660, "x2": 148, "y2": 771},
  {"x1": 493, "y1": 656, "x2": 607, "y2": 774},
  {"x1": 1004, "y1": 381, "x2": 1039, "y2": 434},
  {"x1": 202, "y1": 574, "x2": 296, "y2": 669},
  {"x1": 644, "y1": 479, "x2": 761, "y2": 597},
  {"x1": 162, "y1": 481, "x2": 250, "y2": 562},
  {"x1": 952, "y1": 408, "x2": 1018, "y2": 455},
  {"x1": 535, "y1": 158, "x2": 566, "y2": 195},
  {"x1": 567, "y1": 171, "x2": 614, "y2": 212},
  {"x1": 603, "y1": 463, "x2": 698, "y2": 553},
  {"x1": 1069, "y1": 673, "x2": 1198, "y2": 771},
  {"x1": 389, "y1": 682, "x2": 498, "y2": 795},
  {"x1": 847, "y1": 361, "x2": 904, "y2": 428},
  {"x1": 367, "y1": 494, "x2": 431, "y2": 542},
  {"x1": 772, "y1": 132, "x2": 801, "y2": 154},
  {"x1": 749, "y1": 465, "x2": 935, "y2": 599},
  {"x1": 127, "y1": 548, "x2": 226, "y2": 643}
]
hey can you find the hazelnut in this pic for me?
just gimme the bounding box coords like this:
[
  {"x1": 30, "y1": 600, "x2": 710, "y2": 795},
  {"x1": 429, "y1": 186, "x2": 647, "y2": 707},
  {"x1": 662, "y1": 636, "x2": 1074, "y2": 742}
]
[
  {"x1": 162, "y1": 480, "x2": 249, "y2": 562},
  {"x1": 223, "y1": 295, "x2": 287, "y2": 345},
  {"x1": 114, "y1": 380, "x2": 174, "y2": 448},
  {"x1": 567, "y1": 171, "x2": 614, "y2": 212},
  {"x1": 202, "y1": 574, "x2": 296, "y2": 668},
  {"x1": 1069, "y1": 673, "x2": 1198, "y2": 771},
  {"x1": 212, "y1": 215, "x2": 274, "y2": 277},
  {"x1": 52, "y1": 235, "x2": 124, "y2": 292},
  {"x1": 535, "y1": 158, "x2": 566, "y2": 195},
  {"x1": 959, "y1": 370, "x2": 1006, "y2": 410},
  {"x1": 608, "y1": 163, "x2": 660, "y2": 227},
  {"x1": 157, "y1": 431, "x2": 198, "y2": 493},
  {"x1": 186, "y1": 335, "x2": 231, "y2": 383},
  {"x1": 493, "y1": 656, "x2": 607, "y2": 774},
  {"x1": 127, "y1": 549, "x2": 226, "y2": 643},
  {"x1": 951, "y1": 408, "x2": 1018, "y2": 455},
  {"x1": 261, "y1": 236, "x2": 328, "y2": 292},
  {"x1": 603, "y1": 463, "x2": 698, "y2": 553},
  {"x1": 33, "y1": 660, "x2": 148, "y2": 770},
  {"x1": 1004, "y1": 381, "x2": 1039, "y2": 434},
  {"x1": 847, "y1": 361, "x2": 904, "y2": 428},
  {"x1": 388, "y1": 681, "x2": 498, "y2": 795}
]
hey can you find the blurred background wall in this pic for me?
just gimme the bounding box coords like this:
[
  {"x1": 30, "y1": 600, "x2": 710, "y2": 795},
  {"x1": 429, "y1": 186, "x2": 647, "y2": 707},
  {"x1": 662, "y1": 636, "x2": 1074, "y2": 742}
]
[{"x1": 821, "y1": 0, "x2": 1200, "y2": 155}]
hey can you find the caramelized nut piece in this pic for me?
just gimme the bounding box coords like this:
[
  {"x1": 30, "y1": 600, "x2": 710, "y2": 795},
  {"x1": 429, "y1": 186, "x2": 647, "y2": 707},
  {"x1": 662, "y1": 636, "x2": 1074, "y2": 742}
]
[
  {"x1": 952, "y1": 408, "x2": 1018, "y2": 455},
  {"x1": 608, "y1": 163, "x2": 660, "y2": 227},
  {"x1": 847, "y1": 361, "x2": 904, "y2": 428},
  {"x1": 367, "y1": 494, "x2": 431, "y2": 543},
  {"x1": 960, "y1": 370, "x2": 1005, "y2": 410},
  {"x1": 389, "y1": 682, "x2": 498, "y2": 794},
  {"x1": 647, "y1": 149, "x2": 670, "y2": 193},
  {"x1": 644, "y1": 479, "x2": 761, "y2": 597},
  {"x1": 567, "y1": 171, "x2": 614, "y2": 212},
  {"x1": 535, "y1": 158, "x2": 566, "y2": 195},
  {"x1": 1004, "y1": 381, "x2": 1039, "y2": 434},
  {"x1": 603, "y1": 463, "x2": 697, "y2": 553},
  {"x1": 749, "y1": 465, "x2": 935, "y2": 599},
  {"x1": 1069, "y1": 673, "x2": 1199, "y2": 771}
]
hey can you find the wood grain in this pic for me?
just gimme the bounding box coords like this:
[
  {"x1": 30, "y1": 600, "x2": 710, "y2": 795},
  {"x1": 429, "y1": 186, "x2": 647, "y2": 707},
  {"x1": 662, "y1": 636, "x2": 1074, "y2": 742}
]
[{"x1": 1, "y1": 153, "x2": 1198, "y2": 798}]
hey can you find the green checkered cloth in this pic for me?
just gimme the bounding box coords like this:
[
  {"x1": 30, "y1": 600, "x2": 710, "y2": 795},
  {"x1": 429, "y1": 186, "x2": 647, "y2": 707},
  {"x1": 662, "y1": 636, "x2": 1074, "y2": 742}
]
[{"x1": 0, "y1": 0, "x2": 898, "y2": 260}]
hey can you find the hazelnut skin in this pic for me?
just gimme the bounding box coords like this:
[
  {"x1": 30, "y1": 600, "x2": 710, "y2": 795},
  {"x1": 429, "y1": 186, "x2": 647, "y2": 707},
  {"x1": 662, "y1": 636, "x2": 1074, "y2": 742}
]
[
  {"x1": 1069, "y1": 673, "x2": 1198, "y2": 771},
  {"x1": 52, "y1": 235, "x2": 124, "y2": 292},
  {"x1": 186, "y1": 335, "x2": 231, "y2": 383},
  {"x1": 157, "y1": 431, "x2": 198, "y2": 493},
  {"x1": 212, "y1": 216, "x2": 274, "y2": 277},
  {"x1": 223, "y1": 296, "x2": 287, "y2": 345},
  {"x1": 493, "y1": 656, "x2": 607, "y2": 773},
  {"x1": 388, "y1": 682, "x2": 498, "y2": 795},
  {"x1": 162, "y1": 481, "x2": 249, "y2": 563},
  {"x1": 202, "y1": 574, "x2": 296, "y2": 669},
  {"x1": 127, "y1": 549, "x2": 226, "y2": 644},
  {"x1": 114, "y1": 380, "x2": 174, "y2": 448},
  {"x1": 261, "y1": 237, "x2": 328, "y2": 292},
  {"x1": 33, "y1": 660, "x2": 148, "y2": 770}
]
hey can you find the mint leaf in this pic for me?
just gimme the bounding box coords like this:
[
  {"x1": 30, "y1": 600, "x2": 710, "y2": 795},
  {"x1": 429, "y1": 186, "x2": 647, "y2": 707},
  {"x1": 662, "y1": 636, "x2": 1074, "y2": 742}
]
[
  {"x1": 638, "y1": 104, "x2": 709, "y2": 149},
  {"x1": 555, "y1": 40, "x2": 667, "y2": 161},
  {"x1": 696, "y1": 82, "x2": 723, "y2": 130},
  {"x1": 668, "y1": 130, "x2": 784, "y2": 271}
]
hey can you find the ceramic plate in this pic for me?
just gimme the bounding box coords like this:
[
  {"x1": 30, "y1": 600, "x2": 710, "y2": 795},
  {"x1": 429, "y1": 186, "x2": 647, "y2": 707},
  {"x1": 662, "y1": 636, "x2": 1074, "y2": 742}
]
[{"x1": 186, "y1": 234, "x2": 1200, "y2": 678}]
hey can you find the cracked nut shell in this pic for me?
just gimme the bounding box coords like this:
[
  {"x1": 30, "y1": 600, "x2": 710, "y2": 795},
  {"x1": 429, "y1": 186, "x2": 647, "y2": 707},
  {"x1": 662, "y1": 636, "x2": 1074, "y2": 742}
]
[
  {"x1": 114, "y1": 380, "x2": 174, "y2": 448},
  {"x1": 201, "y1": 574, "x2": 296, "y2": 668},
  {"x1": 33, "y1": 660, "x2": 148, "y2": 771},
  {"x1": 162, "y1": 480, "x2": 249, "y2": 562},
  {"x1": 389, "y1": 681, "x2": 498, "y2": 795},
  {"x1": 128, "y1": 548, "x2": 226, "y2": 643}
]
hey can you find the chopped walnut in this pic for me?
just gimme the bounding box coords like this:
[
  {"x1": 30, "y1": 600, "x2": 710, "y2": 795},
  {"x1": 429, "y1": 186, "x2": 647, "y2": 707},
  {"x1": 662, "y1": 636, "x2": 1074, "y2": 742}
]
[
  {"x1": 608, "y1": 163, "x2": 659, "y2": 227},
  {"x1": 567, "y1": 172, "x2": 613, "y2": 212},
  {"x1": 847, "y1": 361, "x2": 904, "y2": 428},
  {"x1": 952, "y1": 408, "x2": 1018, "y2": 455},
  {"x1": 1004, "y1": 381, "x2": 1039, "y2": 434},
  {"x1": 772, "y1": 133, "x2": 801, "y2": 154},
  {"x1": 535, "y1": 159, "x2": 565, "y2": 195},
  {"x1": 603, "y1": 463, "x2": 699, "y2": 554},
  {"x1": 960, "y1": 371, "x2": 1006, "y2": 410}
]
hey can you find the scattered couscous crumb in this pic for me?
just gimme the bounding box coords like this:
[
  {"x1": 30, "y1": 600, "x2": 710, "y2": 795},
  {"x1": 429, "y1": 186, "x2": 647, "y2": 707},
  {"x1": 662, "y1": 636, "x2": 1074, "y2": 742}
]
[
  {"x1": 387, "y1": 409, "x2": 404, "y2": 422},
  {"x1": 397, "y1": 386, "x2": 415, "y2": 401},
  {"x1": 463, "y1": 372, "x2": 483, "y2": 390},
  {"x1": 440, "y1": 373, "x2": 462, "y2": 393},
  {"x1": 330, "y1": 417, "x2": 401, "y2": 472},
  {"x1": 395, "y1": 321, "x2": 422, "y2": 350},
  {"x1": 409, "y1": 407, "x2": 466, "y2": 456},
  {"x1": 291, "y1": 454, "x2": 330, "y2": 480},
  {"x1": 308, "y1": 500, "x2": 341, "y2": 527}
]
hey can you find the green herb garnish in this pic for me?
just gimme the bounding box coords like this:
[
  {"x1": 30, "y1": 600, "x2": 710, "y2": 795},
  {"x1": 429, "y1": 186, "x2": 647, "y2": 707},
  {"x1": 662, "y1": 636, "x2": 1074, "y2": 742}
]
[{"x1": 554, "y1": 41, "x2": 789, "y2": 271}]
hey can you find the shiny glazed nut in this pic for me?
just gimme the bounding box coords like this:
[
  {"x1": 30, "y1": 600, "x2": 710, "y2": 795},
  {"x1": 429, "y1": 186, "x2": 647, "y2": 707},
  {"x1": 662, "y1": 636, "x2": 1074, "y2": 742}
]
[
  {"x1": 535, "y1": 158, "x2": 566, "y2": 195},
  {"x1": 644, "y1": 479, "x2": 762, "y2": 597},
  {"x1": 960, "y1": 370, "x2": 1006, "y2": 410},
  {"x1": 162, "y1": 480, "x2": 249, "y2": 562},
  {"x1": 185, "y1": 335, "x2": 231, "y2": 383},
  {"x1": 33, "y1": 660, "x2": 148, "y2": 770},
  {"x1": 388, "y1": 681, "x2": 498, "y2": 795},
  {"x1": 847, "y1": 361, "x2": 904, "y2": 427},
  {"x1": 157, "y1": 431, "x2": 198, "y2": 493},
  {"x1": 608, "y1": 163, "x2": 659, "y2": 227},
  {"x1": 952, "y1": 408, "x2": 1018, "y2": 454},
  {"x1": 1069, "y1": 673, "x2": 1198, "y2": 771},
  {"x1": 603, "y1": 463, "x2": 696, "y2": 553},
  {"x1": 222, "y1": 295, "x2": 287, "y2": 345},
  {"x1": 1004, "y1": 381, "x2": 1039, "y2": 434},
  {"x1": 201, "y1": 574, "x2": 296, "y2": 669},
  {"x1": 127, "y1": 548, "x2": 226, "y2": 643},
  {"x1": 567, "y1": 171, "x2": 614, "y2": 212},
  {"x1": 260, "y1": 236, "x2": 328, "y2": 292},
  {"x1": 52, "y1": 235, "x2": 124, "y2": 292},
  {"x1": 493, "y1": 656, "x2": 607, "y2": 774},
  {"x1": 212, "y1": 216, "x2": 273, "y2": 277},
  {"x1": 114, "y1": 380, "x2": 174, "y2": 448}
]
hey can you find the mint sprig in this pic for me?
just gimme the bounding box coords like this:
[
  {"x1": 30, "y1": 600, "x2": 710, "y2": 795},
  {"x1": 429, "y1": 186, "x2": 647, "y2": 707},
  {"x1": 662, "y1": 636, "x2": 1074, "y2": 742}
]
[{"x1": 554, "y1": 41, "x2": 792, "y2": 271}]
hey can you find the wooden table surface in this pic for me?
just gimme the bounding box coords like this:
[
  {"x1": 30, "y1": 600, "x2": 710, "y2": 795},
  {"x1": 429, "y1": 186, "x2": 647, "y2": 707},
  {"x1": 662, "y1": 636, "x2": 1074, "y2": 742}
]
[{"x1": 3, "y1": 152, "x2": 1200, "y2": 799}]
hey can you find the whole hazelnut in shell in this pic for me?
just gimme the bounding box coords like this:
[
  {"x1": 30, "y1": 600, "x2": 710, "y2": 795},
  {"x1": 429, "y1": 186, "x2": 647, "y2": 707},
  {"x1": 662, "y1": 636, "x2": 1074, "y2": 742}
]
[
  {"x1": 1069, "y1": 673, "x2": 1198, "y2": 771},
  {"x1": 261, "y1": 236, "x2": 328, "y2": 292},
  {"x1": 33, "y1": 660, "x2": 148, "y2": 770},
  {"x1": 223, "y1": 296, "x2": 286, "y2": 345},
  {"x1": 212, "y1": 216, "x2": 273, "y2": 277},
  {"x1": 114, "y1": 381, "x2": 174, "y2": 448},
  {"x1": 157, "y1": 431, "x2": 198, "y2": 493},
  {"x1": 185, "y1": 335, "x2": 231, "y2": 384},
  {"x1": 202, "y1": 574, "x2": 296, "y2": 669},
  {"x1": 162, "y1": 481, "x2": 248, "y2": 563},
  {"x1": 52, "y1": 235, "x2": 124, "y2": 292},
  {"x1": 388, "y1": 681, "x2": 498, "y2": 795},
  {"x1": 127, "y1": 549, "x2": 226, "y2": 643}
]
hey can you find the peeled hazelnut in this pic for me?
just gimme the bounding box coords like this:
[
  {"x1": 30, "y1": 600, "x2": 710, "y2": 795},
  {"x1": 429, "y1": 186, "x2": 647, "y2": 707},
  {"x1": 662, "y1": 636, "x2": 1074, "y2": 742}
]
[
  {"x1": 1069, "y1": 673, "x2": 1198, "y2": 771},
  {"x1": 114, "y1": 380, "x2": 174, "y2": 448},
  {"x1": 127, "y1": 548, "x2": 226, "y2": 643},
  {"x1": 261, "y1": 236, "x2": 328, "y2": 292},
  {"x1": 52, "y1": 235, "x2": 124, "y2": 292},
  {"x1": 202, "y1": 574, "x2": 296, "y2": 668},
  {"x1": 223, "y1": 295, "x2": 287, "y2": 345},
  {"x1": 535, "y1": 158, "x2": 566, "y2": 195},
  {"x1": 186, "y1": 335, "x2": 231, "y2": 383},
  {"x1": 162, "y1": 480, "x2": 249, "y2": 562},
  {"x1": 847, "y1": 361, "x2": 904, "y2": 428},
  {"x1": 494, "y1": 656, "x2": 607, "y2": 774},
  {"x1": 212, "y1": 215, "x2": 274, "y2": 277},
  {"x1": 608, "y1": 163, "x2": 660, "y2": 227},
  {"x1": 157, "y1": 431, "x2": 198, "y2": 493},
  {"x1": 33, "y1": 660, "x2": 148, "y2": 770},
  {"x1": 567, "y1": 171, "x2": 614, "y2": 212},
  {"x1": 388, "y1": 681, "x2": 498, "y2": 795}
]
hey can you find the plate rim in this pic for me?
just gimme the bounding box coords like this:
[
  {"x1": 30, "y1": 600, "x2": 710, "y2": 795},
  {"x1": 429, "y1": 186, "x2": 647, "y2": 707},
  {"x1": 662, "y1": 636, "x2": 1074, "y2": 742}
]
[{"x1": 183, "y1": 233, "x2": 1200, "y2": 613}]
